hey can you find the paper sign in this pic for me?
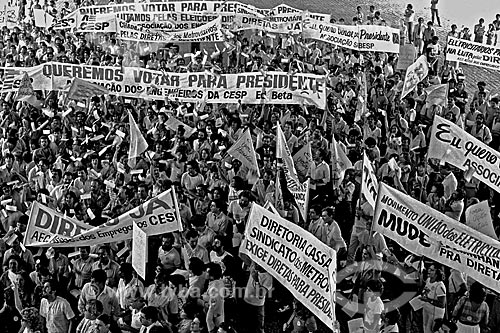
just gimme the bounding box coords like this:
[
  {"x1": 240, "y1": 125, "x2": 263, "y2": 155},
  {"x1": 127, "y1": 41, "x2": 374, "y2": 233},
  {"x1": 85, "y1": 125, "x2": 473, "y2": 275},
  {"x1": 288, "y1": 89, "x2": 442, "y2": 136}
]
[
  {"x1": 81, "y1": 193, "x2": 91, "y2": 200},
  {"x1": 130, "y1": 169, "x2": 143, "y2": 175},
  {"x1": 68, "y1": 251, "x2": 80, "y2": 258},
  {"x1": 132, "y1": 222, "x2": 147, "y2": 280},
  {"x1": 5, "y1": 205, "x2": 17, "y2": 211},
  {"x1": 115, "y1": 130, "x2": 126, "y2": 138},
  {"x1": 104, "y1": 180, "x2": 115, "y2": 189},
  {"x1": 1, "y1": 198, "x2": 12, "y2": 205},
  {"x1": 5, "y1": 233, "x2": 18, "y2": 246},
  {"x1": 117, "y1": 246, "x2": 129, "y2": 258},
  {"x1": 87, "y1": 208, "x2": 96, "y2": 219},
  {"x1": 465, "y1": 201, "x2": 497, "y2": 239},
  {"x1": 347, "y1": 318, "x2": 364, "y2": 333},
  {"x1": 409, "y1": 296, "x2": 425, "y2": 311}
]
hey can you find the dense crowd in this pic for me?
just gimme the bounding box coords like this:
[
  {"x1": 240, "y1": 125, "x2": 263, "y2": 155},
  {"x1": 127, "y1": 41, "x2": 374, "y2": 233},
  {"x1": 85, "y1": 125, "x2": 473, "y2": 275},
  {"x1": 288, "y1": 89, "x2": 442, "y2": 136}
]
[{"x1": 0, "y1": 0, "x2": 500, "y2": 333}]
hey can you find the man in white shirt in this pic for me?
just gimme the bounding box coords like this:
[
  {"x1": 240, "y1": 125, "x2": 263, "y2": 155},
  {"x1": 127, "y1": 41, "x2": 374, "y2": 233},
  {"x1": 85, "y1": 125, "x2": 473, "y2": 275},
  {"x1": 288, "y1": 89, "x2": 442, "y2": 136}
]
[
  {"x1": 139, "y1": 306, "x2": 164, "y2": 333},
  {"x1": 40, "y1": 279, "x2": 75, "y2": 333}
]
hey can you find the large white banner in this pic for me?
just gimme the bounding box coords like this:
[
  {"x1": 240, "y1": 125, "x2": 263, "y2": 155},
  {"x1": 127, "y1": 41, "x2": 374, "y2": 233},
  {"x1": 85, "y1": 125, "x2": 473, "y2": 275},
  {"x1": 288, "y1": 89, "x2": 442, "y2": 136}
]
[
  {"x1": 303, "y1": 20, "x2": 400, "y2": 53},
  {"x1": 1, "y1": 63, "x2": 327, "y2": 107},
  {"x1": 26, "y1": 189, "x2": 182, "y2": 247},
  {"x1": 116, "y1": 18, "x2": 173, "y2": 42},
  {"x1": 240, "y1": 204, "x2": 336, "y2": 327},
  {"x1": 374, "y1": 183, "x2": 500, "y2": 292},
  {"x1": 446, "y1": 36, "x2": 500, "y2": 71},
  {"x1": 428, "y1": 116, "x2": 500, "y2": 194},
  {"x1": 25, "y1": 202, "x2": 93, "y2": 246},
  {"x1": 232, "y1": 13, "x2": 303, "y2": 34},
  {"x1": 167, "y1": 16, "x2": 224, "y2": 42}
]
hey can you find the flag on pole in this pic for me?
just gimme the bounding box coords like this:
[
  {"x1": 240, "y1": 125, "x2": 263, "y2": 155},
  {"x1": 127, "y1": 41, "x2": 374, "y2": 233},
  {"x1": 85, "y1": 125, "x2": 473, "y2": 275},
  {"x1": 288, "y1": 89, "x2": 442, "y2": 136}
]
[
  {"x1": 16, "y1": 72, "x2": 42, "y2": 108},
  {"x1": 361, "y1": 152, "x2": 378, "y2": 208},
  {"x1": 128, "y1": 112, "x2": 148, "y2": 168},
  {"x1": 331, "y1": 136, "x2": 352, "y2": 188},
  {"x1": 276, "y1": 122, "x2": 299, "y2": 184},
  {"x1": 274, "y1": 172, "x2": 284, "y2": 211},
  {"x1": 67, "y1": 77, "x2": 110, "y2": 101},
  {"x1": 227, "y1": 128, "x2": 260, "y2": 177},
  {"x1": 293, "y1": 135, "x2": 313, "y2": 181}
]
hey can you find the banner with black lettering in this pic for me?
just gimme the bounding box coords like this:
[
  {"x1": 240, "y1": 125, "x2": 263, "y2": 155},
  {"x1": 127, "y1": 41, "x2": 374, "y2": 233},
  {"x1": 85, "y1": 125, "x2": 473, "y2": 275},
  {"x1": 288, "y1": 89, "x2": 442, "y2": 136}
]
[
  {"x1": 240, "y1": 204, "x2": 336, "y2": 327},
  {"x1": 26, "y1": 188, "x2": 182, "y2": 247},
  {"x1": 266, "y1": 4, "x2": 330, "y2": 22},
  {"x1": 374, "y1": 183, "x2": 500, "y2": 292},
  {"x1": 76, "y1": 12, "x2": 116, "y2": 32},
  {"x1": 428, "y1": 116, "x2": 500, "y2": 194},
  {"x1": 361, "y1": 152, "x2": 378, "y2": 207},
  {"x1": 232, "y1": 13, "x2": 303, "y2": 34},
  {"x1": 116, "y1": 18, "x2": 172, "y2": 42},
  {"x1": 25, "y1": 202, "x2": 93, "y2": 246},
  {"x1": 0, "y1": 63, "x2": 327, "y2": 107},
  {"x1": 303, "y1": 20, "x2": 400, "y2": 53},
  {"x1": 446, "y1": 36, "x2": 500, "y2": 71}
]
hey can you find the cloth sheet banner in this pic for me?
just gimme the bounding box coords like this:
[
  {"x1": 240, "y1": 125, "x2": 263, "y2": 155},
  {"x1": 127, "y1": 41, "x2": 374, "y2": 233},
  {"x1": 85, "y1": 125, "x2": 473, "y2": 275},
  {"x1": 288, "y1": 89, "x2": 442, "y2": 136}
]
[
  {"x1": 265, "y1": 3, "x2": 330, "y2": 22},
  {"x1": 446, "y1": 36, "x2": 500, "y2": 72},
  {"x1": 116, "y1": 18, "x2": 172, "y2": 42},
  {"x1": 60, "y1": 1, "x2": 263, "y2": 30},
  {"x1": 25, "y1": 202, "x2": 93, "y2": 246},
  {"x1": 428, "y1": 116, "x2": 500, "y2": 194},
  {"x1": 374, "y1": 183, "x2": 500, "y2": 292},
  {"x1": 232, "y1": 13, "x2": 303, "y2": 34},
  {"x1": 167, "y1": 16, "x2": 224, "y2": 42},
  {"x1": 303, "y1": 20, "x2": 400, "y2": 53},
  {"x1": 401, "y1": 55, "x2": 429, "y2": 99},
  {"x1": 25, "y1": 189, "x2": 182, "y2": 247},
  {"x1": 132, "y1": 222, "x2": 148, "y2": 280},
  {"x1": 0, "y1": 63, "x2": 327, "y2": 107},
  {"x1": 240, "y1": 204, "x2": 336, "y2": 327}
]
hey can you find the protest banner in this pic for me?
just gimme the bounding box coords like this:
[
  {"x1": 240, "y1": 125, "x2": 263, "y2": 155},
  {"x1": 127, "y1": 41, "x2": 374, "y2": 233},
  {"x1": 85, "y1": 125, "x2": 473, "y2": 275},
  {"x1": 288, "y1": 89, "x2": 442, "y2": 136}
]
[
  {"x1": 132, "y1": 222, "x2": 148, "y2": 280},
  {"x1": 227, "y1": 128, "x2": 260, "y2": 176},
  {"x1": 0, "y1": 5, "x2": 18, "y2": 28},
  {"x1": 303, "y1": 19, "x2": 400, "y2": 53},
  {"x1": 361, "y1": 152, "x2": 378, "y2": 208},
  {"x1": 76, "y1": 13, "x2": 116, "y2": 32},
  {"x1": 67, "y1": 77, "x2": 110, "y2": 100},
  {"x1": 374, "y1": 182, "x2": 500, "y2": 292},
  {"x1": 331, "y1": 136, "x2": 352, "y2": 188},
  {"x1": 67, "y1": 1, "x2": 261, "y2": 29},
  {"x1": 25, "y1": 202, "x2": 93, "y2": 246},
  {"x1": 446, "y1": 36, "x2": 500, "y2": 71},
  {"x1": 167, "y1": 16, "x2": 224, "y2": 42},
  {"x1": 428, "y1": 116, "x2": 500, "y2": 194},
  {"x1": 267, "y1": 3, "x2": 330, "y2": 22},
  {"x1": 232, "y1": 13, "x2": 303, "y2": 34},
  {"x1": 465, "y1": 201, "x2": 497, "y2": 239},
  {"x1": 293, "y1": 140, "x2": 312, "y2": 181},
  {"x1": 240, "y1": 204, "x2": 336, "y2": 328},
  {"x1": 401, "y1": 55, "x2": 429, "y2": 99},
  {"x1": 128, "y1": 112, "x2": 148, "y2": 168},
  {"x1": 396, "y1": 44, "x2": 416, "y2": 70},
  {"x1": 26, "y1": 188, "x2": 182, "y2": 247},
  {"x1": 277, "y1": 123, "x2": 299, "y2": 184},
  {"x1": 116, "y1": 18, "x2": 172, "y2": 42},
  {"x1": 1, "y1": 63, "x2": 327, "y2": 107}
]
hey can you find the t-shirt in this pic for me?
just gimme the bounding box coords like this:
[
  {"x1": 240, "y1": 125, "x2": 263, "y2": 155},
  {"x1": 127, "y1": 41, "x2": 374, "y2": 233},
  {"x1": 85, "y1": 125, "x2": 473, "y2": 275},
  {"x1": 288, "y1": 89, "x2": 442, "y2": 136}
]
[
  {"x1": 40, "y1": 296, "x2": 75, "y2": 333},
  {"x1": 364, "y1": 296, "x2": 384, "y2": 328}
]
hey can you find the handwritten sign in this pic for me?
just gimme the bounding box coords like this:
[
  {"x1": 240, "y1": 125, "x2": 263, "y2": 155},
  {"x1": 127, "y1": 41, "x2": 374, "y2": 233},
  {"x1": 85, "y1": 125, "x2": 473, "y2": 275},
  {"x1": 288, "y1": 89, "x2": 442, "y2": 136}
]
[
  {"x1": 132, "y1": 222, "x2": 147, "y2": 280},
  {"x1": 466, "y1": 201, "x2": 497, "y2": 239}
]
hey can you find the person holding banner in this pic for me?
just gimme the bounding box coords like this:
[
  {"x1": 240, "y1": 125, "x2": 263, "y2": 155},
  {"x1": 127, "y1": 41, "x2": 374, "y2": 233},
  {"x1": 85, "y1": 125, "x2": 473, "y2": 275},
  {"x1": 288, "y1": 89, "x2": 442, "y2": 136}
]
[{"x1": 451, "y1": 282, "x2": 490, "y2": 333}]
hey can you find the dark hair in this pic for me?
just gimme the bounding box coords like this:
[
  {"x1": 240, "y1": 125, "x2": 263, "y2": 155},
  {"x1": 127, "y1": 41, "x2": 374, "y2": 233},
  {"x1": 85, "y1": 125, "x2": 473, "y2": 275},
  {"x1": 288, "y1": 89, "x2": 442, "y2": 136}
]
[
  {"x1": 186, "y1": 229, "x2": 198, "y2": 240},
  {"x1": 141, "y1": 306, "x2": 159, "y2": 322},
  {"x1": 188, "y1": 257, "x2": 205, "y2": 276},
  {"x1": 469, "y1": 281, "x2": 486, "y2": 303},
  {"x1": 366, "y1": 279, "x2": 383, "y2": 294},
  {"x1": 91, "y1": 269, "x2": 107, "y2": 284},
  {"x1": 96, "y1": 313, "x2": 111, "y2": 325},
  {"x1": 206, "y1": 262, "x2": 222, "y2": 280},
  {"x1": 384, "y1": 309, "x2": 401, "y2": 325}
]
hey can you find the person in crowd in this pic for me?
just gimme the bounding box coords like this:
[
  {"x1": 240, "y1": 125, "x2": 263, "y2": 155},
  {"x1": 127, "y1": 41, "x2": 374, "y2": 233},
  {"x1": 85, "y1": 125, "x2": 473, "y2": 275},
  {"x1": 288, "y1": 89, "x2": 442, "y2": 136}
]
[
  {"x1": 39, "y1": 279, "x2": 75, "y2": 333},
  {"x1": 421, "y1": 263, "x2": 447, "y2": 333},
  {"x1": 452, "y1": 281, "x2": 490, "y2": 333}
]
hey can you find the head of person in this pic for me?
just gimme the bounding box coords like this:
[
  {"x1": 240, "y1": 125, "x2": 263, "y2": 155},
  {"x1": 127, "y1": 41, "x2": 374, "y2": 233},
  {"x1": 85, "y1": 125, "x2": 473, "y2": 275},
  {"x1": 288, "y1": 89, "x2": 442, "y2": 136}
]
[
  {"x1": 42, "y1": 279, "x2": 58, "y2": 300},
  {"x1": 365, "y1": 279, "x2": 383, "y2": 299},
  {"x1": 161, "y1": 233, "x2": 175, "y2": 251},
  {"x1": 427, "y1": 263, "x2": 445, "y2": 282},
  {"x1": 212, "y1": 235, "x2": 225, "y2": 254},
  {"x1": 309, "y1": 205, "x2": 322, "y2": 221},
  {"x1": 186, "y1": 229, "x2": 199, "y2": 249},
  {"x1": 84, "y1": 299, "x2": 104, "y2": 320},
  {"x1": 238, "y1": 190, "x2": 252, "y2": 208},
  {"x1": 119, "y1": 262, "x2": 134, "y2": 283},
  {"x1": 321, "y1": 207, "x2": 335, "y2": 224},
  {"x1": 469, "y1": 281, "x2": 487, "y2": 304},
  {"x1": 206, "y1": 262, "x2": 223, "y2": 281},
  {"x1": 140, "y1": 306, "x2": 159, "y2": 328},
  {"x1": 92, "y1": 314, "x2": 111, "y2": 333},
  {"x1": 91, "y1": 269, "x2": 107, "y2": 293},
  {"x1": 97, "y1": 245, "x2": 111, "y2": 264}
]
